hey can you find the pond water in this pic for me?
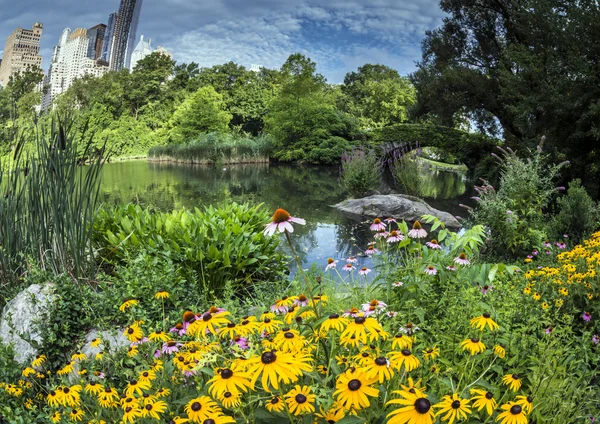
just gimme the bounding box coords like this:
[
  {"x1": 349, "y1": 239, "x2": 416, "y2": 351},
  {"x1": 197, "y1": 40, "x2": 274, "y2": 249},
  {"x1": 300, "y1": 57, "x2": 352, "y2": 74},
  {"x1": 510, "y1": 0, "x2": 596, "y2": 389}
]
[{"x1": 99, "y1": 161, "x2": 471, "y2": 272}]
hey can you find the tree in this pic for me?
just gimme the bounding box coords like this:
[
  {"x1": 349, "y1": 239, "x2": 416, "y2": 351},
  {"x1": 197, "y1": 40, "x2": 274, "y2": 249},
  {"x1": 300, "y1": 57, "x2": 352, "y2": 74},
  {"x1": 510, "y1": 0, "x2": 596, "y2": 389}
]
[
  {"x1": 411, "y1": 0, "x2": 600, "y2": 186},
  {"x1": 170, "y1": 86, "x2": 232, "y2": 142},
  {"x1": 127, "y1": 52, "x2": 175, "y2": 119}
]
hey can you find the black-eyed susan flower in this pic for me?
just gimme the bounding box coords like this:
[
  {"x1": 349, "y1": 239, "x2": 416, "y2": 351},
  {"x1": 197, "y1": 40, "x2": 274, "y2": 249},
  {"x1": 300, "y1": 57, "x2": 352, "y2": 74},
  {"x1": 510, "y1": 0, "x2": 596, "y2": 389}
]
[
  {"x1": 265, "y1": 396, "x2": 285, "y2": 413},
  {"x1": 392, "y1": 334, "x2": 413, "y2": 350},
  {"x1": 470, "y1": 389, "x2": 497, "y2": 416},
  {"x1": 273, "y1": 328, "x2": 305, "y2": 352},
  {"x1": 259, "y1": 317, "x2": 282, "y2": 334},
  {"x1": 71, "y1": 352, "x2": 87, "y2": 361},
  {"x1": 121, "y1": 396, "x2": 139, "y2": 410},
  {"x1": 333, "y1": 369, "x2": 379, "y2": 409},
  {"x1": 139, "y1": 369, "x2": 157, "y2": 382},
  {"x1": 90, "y1": 338, "x2": 102, "y2": 348},
  {"x1": 32, "y1": 354, "x2": 47, "y2": 368},
  {"x1": 123, "y1": 324, "x2": 143, "y2": 343},
  {"x1": 219, "y1": 391, "x2": 241, "y2": 409},
  {"x1": 119, "y1": 299, "x2": 138, "y2": 312},
  {"x1": 187, "y1": 312, "x2": 231, "y2": 337},
  {"x1": 155, "y1": 290, "x2": 170, "y2": 300},
  {"x1": 57, "y1": 361, "x2": 75, "y2": 376},
  {"x1": 363, "y1": 356, "x2": 394, "y2": 383},
  {"x1": 95, "y1": 351, "x2": 105, "y2": 361},
  {"x1": 316, "y1": 407, "x2": 345, "y2": 423},
  {"x1": 122, "y1": 405, "x2": 143, "y2": 424},
  {"x1": 97, "y1": 387, "x2": 119, "y2": 408},
  {"x1": 423, "y1": 346, "x2": 440, "y2": 360},
  {"x1": 208, "y1": 368, "x2": 253, "y2": 398},
  {"x1": 246, "y1": 350, "x2": 312, "y2": 391},
  {"x1": 470, "y1": 313, "x2": 499, "y2": 331},
  {"x1": 140, "y1": 393, "x2": 158, "y2": 405},
  {"x1": 390, "y1": 349, "x2": 421, "y2": 372},
  {"x1": 515, "y1": 395, "x2": 534, "y2": 414},
  {"x1": 141, "y1": 400, "x2": 168, "y2": 419},
  {"x1": 386, "y1": 389, "x2": 435, "y2": 424},
  {"x1": 493, "y1": 344, "x2": 506, "y2": 358},
  {"x1": 50, "y1": 411, "x2": 61, "y2": 423},
  {"x1": 125, "y1": 379, "x2": 151, "y2": 396},
  {"x1": 148, "y1": 330, "x2": 170, "y2": 342},
  {"x1": 340, "y1": 315, "x2": 387, "y2": 347},
  {"x1": 47, "y1": 389, "x2": 60, "y2": 407},
  {"x1": 285, "y1": 385, "x2": 316, "y2": 416},
  {"x1": 184, "y1": 396, "x2": 220, "y2": 423},
  {"x1": 84, "y1": 381, "x2": 104, "y2": 396},
  {"x1": 434, "y1": 393, "x2": 472, "y2": 424},
  {"x1": 22, "y1": 367, "x2": 35, "y2": 377},
  {"x1": 69, "y1": 408, "x2": 84, "y2": 421},
  {"x1": 165, "y1": 417, "x2": 188, "y2": 424},
  {"x1": 460, "y1": 338, "x2": 486, "y2": 355},
  {"x1": 321, "y1": 314, "x2": 348, "y2": 332},
  {"x1": 58, "y1": 385, "x2": 82, "y2": 407},
  {"x1": 496, "y1": 401, "x2": 528, "y2": 424},
  {"x1": 502, "y1": 374, "x2": 523, "y2": 392},
  {"x1": 127, "y1": 345, "x2": 139, "y2": 357},
  {"x1": 195, "y1": 413, "x2": 235, "y2": 424}
]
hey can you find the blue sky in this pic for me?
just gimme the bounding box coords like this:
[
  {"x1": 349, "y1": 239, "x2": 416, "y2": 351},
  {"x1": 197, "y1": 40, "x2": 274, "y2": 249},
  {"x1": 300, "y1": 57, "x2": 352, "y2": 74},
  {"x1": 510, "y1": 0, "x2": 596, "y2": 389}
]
[{"x1": 0, "y1": 0, "x2": 446, "y2": 83}]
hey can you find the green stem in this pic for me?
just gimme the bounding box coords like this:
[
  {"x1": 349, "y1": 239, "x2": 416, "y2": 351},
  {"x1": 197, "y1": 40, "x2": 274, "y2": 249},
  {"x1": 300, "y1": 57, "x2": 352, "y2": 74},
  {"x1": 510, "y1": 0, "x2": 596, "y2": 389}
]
[{"x1": 284, "y1": 231, "x2": 319, "y2": 318}]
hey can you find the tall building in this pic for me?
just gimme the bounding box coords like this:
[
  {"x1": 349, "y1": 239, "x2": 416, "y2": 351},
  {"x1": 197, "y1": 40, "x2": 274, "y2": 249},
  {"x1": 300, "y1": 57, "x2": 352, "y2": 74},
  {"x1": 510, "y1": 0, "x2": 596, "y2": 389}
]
[
  {"x1": 129, "y1": 35, "x2": 152, "y2": 70},
  {"x1": 87, "y1": 24, "x2": 106, "y2": 60},
  {"x1": 42, "y1": 28, "x2": 71, "y2": 110},
  {"x1": 101, "y1": 12, "x2": 118, "y2": 62},
  {"x1": 110, "y1": 0, "x2": 143, "y2": 71},
  {"x1": 0, "y1": 22, "x2": 43, "y2": 87}
]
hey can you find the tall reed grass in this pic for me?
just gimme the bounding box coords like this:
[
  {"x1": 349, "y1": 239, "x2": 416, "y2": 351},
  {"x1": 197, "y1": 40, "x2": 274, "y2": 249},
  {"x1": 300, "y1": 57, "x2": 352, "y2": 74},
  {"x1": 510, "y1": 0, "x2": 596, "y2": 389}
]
[
  {"x1": 0, "y1": 116, "x2": 105, "y2": 293},
  {"x1": 340, "y1": 147, "x2": 382, "y2": 198},
  {"x1": 148, "y1": 133, "x2": 273, "y2": 165}
]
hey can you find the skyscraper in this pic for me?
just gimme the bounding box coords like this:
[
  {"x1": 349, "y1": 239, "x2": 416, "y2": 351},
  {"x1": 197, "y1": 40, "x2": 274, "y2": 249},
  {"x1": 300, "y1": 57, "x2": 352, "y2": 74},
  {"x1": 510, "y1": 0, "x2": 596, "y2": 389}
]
[
  {"x1": 87, "y1": 24, "x2": 106, "y2": 60},
  {"x1": 101, "y1": 12, "x2": 117, "y2": 63},
  {"x1": 110, "y1": 0, "x2": 143, "y2": 71},
  {"x1": 0, "y1": 23, "x2": 43, "y2": 87}
]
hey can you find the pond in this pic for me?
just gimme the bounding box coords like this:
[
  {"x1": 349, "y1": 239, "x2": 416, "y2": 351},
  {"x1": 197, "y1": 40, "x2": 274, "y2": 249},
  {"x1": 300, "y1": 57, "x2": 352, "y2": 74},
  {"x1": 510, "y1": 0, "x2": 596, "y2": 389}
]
[{"x1": 99, "y1": 161, "x2": 472, "y2": 272}]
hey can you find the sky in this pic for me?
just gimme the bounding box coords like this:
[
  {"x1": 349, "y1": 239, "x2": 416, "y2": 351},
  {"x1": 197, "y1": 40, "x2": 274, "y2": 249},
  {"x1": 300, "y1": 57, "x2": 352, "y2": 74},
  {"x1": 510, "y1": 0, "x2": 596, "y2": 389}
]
[{"x1": 0, "y1": 0, "x2": 446, "y2": 83}]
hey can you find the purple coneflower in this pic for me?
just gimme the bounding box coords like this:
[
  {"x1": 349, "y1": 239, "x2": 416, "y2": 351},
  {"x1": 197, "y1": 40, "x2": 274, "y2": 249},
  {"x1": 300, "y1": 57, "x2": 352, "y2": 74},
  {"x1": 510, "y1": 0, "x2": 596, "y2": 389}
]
[
  {"x1": 154, "y1": 349, "x2": 162, "y2": 358},
  {"x1": 365, "y1": 245, "x2": 378, "y2": 256},
  {"x1": 545, "y1": 327, "x2": 552, "y2": 335},
  {"x1": 370, "y1": 218, "x2": 386, "y2": 231},
  {"x1": 424, "y1": 265, "x2": 437, "y2": 275},
  {"x1": 592, "y1": 335, "x2": 600, "y2": 345},
  {"x1": 231, "y1": 337, "x2": 249, "y2": 350},
  {"x1": 480, "y1": 284, "x2": 493, "y2": 295},
  {"x1": 170, "y1": 323, "x2": 187, "y2": 336},
  {"x1": 446, "y1": 265, "x2": 456, "y2": 271},
  {"x1": 342, "y1": 308, "x2": 361, "y2": 318},
  {"x1": 264, "y1": 208, "x2": 306, "y2": 236},
  {"x1": 325, "y1": 258, "x2": 338, "y2": 270},
  {"x1": 294, "y1": 294, "x2": 309, "y2": 307},
  {"x1": 563, "y1": 234, "x2": 569, "y2": 238},
  {"x1": 583, "y1": 312, "x2": 592, "y2": 322},
  {"x1": 386, "y1": 311, "x2": 398, "y2": 318},
  {"x1": 387, "y1": 230, "x2": 404, "y2": 243},
  {"x1": 346, "y1": 256, "x2": 358, "y2": 264},
  {"x1": 545, "y1": 250, "x2": 551, "y2": 255},
  {"x1": 374, "y1": 230, "x2": 388, "y2": 239},
  {"x1": 544, "y1": 241, "x2": 551, "y2": 248},
  {"x1": 358, "y1": 267, "x2": 371, "y2": 276},
  {"x1": 426, "y1": 239, "x2": 441, "y2": 249},
  {"x1": 454, "y1": 253, "x2": 470, "y2": 265},
  {"x1": 408, "y1": 221, "x2": 427, "y2": 239},
  {"x1": 362, "y1": 299, "x2": 386, "y2": 313},
  {"x1": 385, "y1": 217, "x2": 397, "y2": 223},
  {"x1": 393, "y1": 281, "x2": 404, "y2": 287},
  {"x1": 556, "y1": 242, "x2": 566, "y2": 249},
  {"x1": 532, "y1": 250, "x2": 538, "y2": 256},
  {"x1": 342, "y1": 263, "x2": 356, "y2": 272},
  {"x1": 161, "y1": 341, "x2": 182, "y2": 355},
  {"x1": 527, "y1": 255, "x2": 533, "y2": 260}
]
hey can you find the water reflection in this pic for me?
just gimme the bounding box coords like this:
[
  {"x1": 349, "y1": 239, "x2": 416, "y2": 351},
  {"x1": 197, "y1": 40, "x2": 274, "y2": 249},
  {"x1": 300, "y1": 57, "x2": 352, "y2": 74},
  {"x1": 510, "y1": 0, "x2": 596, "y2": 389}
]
[{"x1": 99, "y1": 161, "x2": 471, "y2": 271}]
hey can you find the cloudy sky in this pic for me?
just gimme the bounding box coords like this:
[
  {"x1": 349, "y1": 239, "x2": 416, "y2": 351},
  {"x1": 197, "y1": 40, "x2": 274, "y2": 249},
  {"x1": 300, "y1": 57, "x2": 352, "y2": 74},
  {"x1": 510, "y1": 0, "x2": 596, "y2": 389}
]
[{"x1": 0, "y1": 0, "x2": 445, "y2": 83}]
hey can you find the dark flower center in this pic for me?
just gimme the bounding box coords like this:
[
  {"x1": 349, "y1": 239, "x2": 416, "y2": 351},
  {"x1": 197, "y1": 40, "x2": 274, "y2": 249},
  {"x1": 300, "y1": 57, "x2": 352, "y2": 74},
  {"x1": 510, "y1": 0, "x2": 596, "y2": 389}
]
[
  {"x1": 451, "y1": 400, "x2": 461, "y2": 409},
  {"x1": 348, "y1": 379, "x2": 362, "y2": 391},
  {"x1": 375, "y1": 357, "x2": 387, "y2": 366},
  {"x1": 271, "y1": 397, "x2": 279, "y2": 404},
  {"x1": 414, "y1": 398, "x2": 431, "y2": 414},
  {"x1": 127, "y1": 328, "x2": 134, "y2": 334},
  {"x1": 145, "y1": 404, "x2": 152, "y2": 410},
  {"x1": 485, "y1": 392, "x2": 493, "y2": 399},
  {"x1": 355, "y1": 317, "x2": 366, "y2": 324},
  {"x1": 261, "y1": 351, "x2": 277, "y2": 364},
  {"x1": 401, "y1": 349, "x2": 412, "y2": 356},
  {"x1": 510, "y1": 405, "x2": 522, "y2": 415},
  {"x1": 143, "y1": 372, "x2": 149, "y2": 377},
  {"x1": 373, "y1": 218, "x2": 381, "y2": 224},
  {"x1": 512, "y1": 374, "x2": 520, "y2": 380},
  {"x1": 63, "y1": 387, "x2": 70, "y2": 394},
  {"x1": 224, "y1": 392, "x2": 232, "y2": 398},
  {"x1": 413, "y1": 221, "x2": 422, "y2": 230},
  {"x1": 295, "y1": 394, "x2": 307, "y2": 404},
  {"x1": 221, "y1": 369, "x2": 233, "y2": 379},
  {"x1": 227, "y1": 323, "x2": 236, "y2": 328},
  {"x1": 130, "y1": 379, "x2": 138, "y2": 385},
  {"x1": 284, "y1": 332, "x2": 294, "y2": 339},
  {"x1": 241, "y1": 320, "x2": 249, "y2": 325},
  {"x1": 202, "y1": 313, "x2": 212, "y2": 321},
  {"x1": 329, "y1": 314, "x2": 339, "y2": 319},
  {"x1": 264, "y1": 318, "x2": 271, "y2": 323},
  {"x1": 527, "y1": 396, "x2": 533, "y2": 403},
  {"x1": 272, "y1": 209, "x2": 291, "y2": 223},
  {"x1": 126, "y1": 407, "x2": 132, "y2": 413},
  {"x1": 203, "y1": 420, "x2": 216, "y2": 424},
  {"x1": 471, "y1": 338, "x2": 480, "y2": 343},
  {"x1": 483, "y1": 312, "x2": 491, "y2": 318},
  {"x1": 362, "y1": 352, "x2": 369, "y2": 357},
  {"x1": 327, "y1": 258, "x2": 334, "y2": 264},
  {"x1": 191, "y1": 402, "x2": 201, "y2": 411}
]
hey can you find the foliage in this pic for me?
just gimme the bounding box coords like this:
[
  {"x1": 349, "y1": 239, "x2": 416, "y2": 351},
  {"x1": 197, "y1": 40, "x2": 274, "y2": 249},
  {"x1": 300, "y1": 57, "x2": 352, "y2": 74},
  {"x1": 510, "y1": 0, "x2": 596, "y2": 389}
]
[
  {"x1": 467, "y1": 145, "x2": 568, "y2": 259},
  {"x1": 412, "y1": 0, "x2": 600, "y2": 188},
  {"x1": 339, "y1": 148, "x2": 382, "y2": 198},
  {"x1": 169, "y1": 86, "x2": 232, "y2": 143},
  {"x1": 93, "y1": 203, "x2": 287, "y2": 298},
  {"x1": 550, "y1": 179, "x2": 599, "y2": 244},
  {"x1": 390, "y1": 149, "x2": 427, "y2": 197},
  {"x1": 148, "y1": 132, "x2": 273, "y2": 164},
  {"x1": 0, "y1": 116, "x2": 104, "y2": 294}
]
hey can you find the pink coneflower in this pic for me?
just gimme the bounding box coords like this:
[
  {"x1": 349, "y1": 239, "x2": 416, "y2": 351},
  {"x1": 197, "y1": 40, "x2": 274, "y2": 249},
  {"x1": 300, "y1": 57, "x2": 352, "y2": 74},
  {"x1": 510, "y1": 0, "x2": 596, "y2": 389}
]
[
  {"x1": 231, "y1": 337, "x2": 249, "y2": 350},
  {"x1": 385, "y1": 217, "x2": 397, "y2": 223},
  {"x1": 370, "y1": 218, "x2": 386, "y2": 231},
  {"x1": 264, "y1": 208, "x2": 306, "y2": 236},
  {"x1": 592, "y1": 335, "x2": 599, "y2": 345},
  {"x1": 424, "y1": 265, "x2": 437, "y2": 275},
  {"x1": 556, "y1": 242, "x2": 566, "y2": 249},
  {"x1": 204, "y1": 306, "x2": 226, "y2": 315},
  {"x1": 545, "y1": 327, "x2": 552, "y2": 335},
  {"x1": 362, "y1": 299, "x2": 387, "y2": 313},
  {"x1": 408, "y1": 221, "x2": 427, "y2": 239},
  {"x1": 454, "y1": 253, "x2": 470, "y2": 265},
  {"x1": 294, "y1": 294, "x2": 309, "y2": 307},
  {"x1": 544, "y1": 241, "x2": 551, "y2": 248},
  {"x1": 583, "y1": 312, "x2": 592, "y2": 322},
  {"x1": 342, "y1": 308, "x2": 361, "y2": 318},
  {"x1": 480, "y1": 284, "x2": 493, "y2": 295},
  {"x1": 358, "y1": 267, "x2": 371, "y2": 276},
  {"x1": 154, "y1": 349, "x2": 162, "y2": 358},
  {"x1": 325, "y1": 258, "x2": 338, "y2": 270},
  {"x1": 563, "y1": 234, "x2": 569, "y2": 238},
  {"x1": 161, "y1": 341, "x2": 182, "y2": 354},
  {"x1": 393, "y1": 281, "x2": 404, "y2": 287},
  {"x1": 342, "y1": 263, "x2": 356, "y2": 272},
  {"x1": 387, "y1": 230, "x2": 404, "y2": 243},
  {"x1": 399, "y1": 323, "x2": 419, "y2": 334},
  {"x1": 184, "y1": 370, "x2": 197, "y2": 378},
  {"x1": 346, "y1": 256, "x2": 358, "y2": 264},
  {"x1": 545, "y1": 250, "x2": 551, "y2": 255},
  {"x1": 527, "y1": 255, "x2": 533, "y2": 260},
  {"x1": 446, "y1": 265, "x2": 456, "y2": 271},
  {"x1": 374, "y1": 230, "x2": 388, "y2": 239},
  {"x1": 532, "y1": 250, "x2": 538, "y2": 256},
  {"x1": 426, "y1": 239, "x2": 441, "y2": 249},
  {"x1": 271, "y1": 296, "x2": 293, "y2": 313},
  {"x1": 170, "y1": 323, "x2": 187, "y2": 336},
  {"x1": 365, "y1": 245, "x2": 378, "y2": 256},
  {"x1": 506, "y1": 210, "x2": 513, "y2": 215},
  {"x1": 386, "y1": 311, "x2": 398, "y2": 318}
]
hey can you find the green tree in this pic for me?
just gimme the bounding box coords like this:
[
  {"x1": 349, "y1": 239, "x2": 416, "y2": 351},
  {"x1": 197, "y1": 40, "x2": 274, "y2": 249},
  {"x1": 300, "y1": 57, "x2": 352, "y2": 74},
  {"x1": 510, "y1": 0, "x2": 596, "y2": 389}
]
[
  {"x1": 170, "y1": 86, "x2": 232, "y2": 142},
  {"x1": 127, "y1": 52, "x2": 175, "y2": 119}
]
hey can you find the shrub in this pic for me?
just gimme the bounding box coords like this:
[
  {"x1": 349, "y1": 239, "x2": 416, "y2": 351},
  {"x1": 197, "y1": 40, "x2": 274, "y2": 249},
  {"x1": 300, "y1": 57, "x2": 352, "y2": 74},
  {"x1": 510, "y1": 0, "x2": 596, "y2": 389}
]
[
  {"x1": 340, "y1": 148, "x2": 382, "y2": 197},
  {"x1": 390, "y1": 148, "x2": 426, "y2": 197},
  {"x1": 550, "y1": 179, "x2": 598, "y2": 243},
  {"x1": 93, "y1": 203, "x2": 287, "y2": 298}
]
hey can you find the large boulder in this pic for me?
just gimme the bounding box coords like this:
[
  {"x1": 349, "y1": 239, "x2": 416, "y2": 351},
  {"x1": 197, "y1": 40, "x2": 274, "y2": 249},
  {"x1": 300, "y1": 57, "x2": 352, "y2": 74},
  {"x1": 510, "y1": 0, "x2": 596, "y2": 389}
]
[
  {"x1": 0, "y1": 283, "x2": 56, "y2": 364},
  {"x1": 333, "y1": 194, "x2": 461, "y2": 229}
]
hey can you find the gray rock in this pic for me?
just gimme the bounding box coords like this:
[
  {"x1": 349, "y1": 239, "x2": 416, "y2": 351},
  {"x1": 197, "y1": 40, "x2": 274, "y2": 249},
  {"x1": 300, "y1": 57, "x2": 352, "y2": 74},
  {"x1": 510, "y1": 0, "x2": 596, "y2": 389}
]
[
  {"x1": 333, "y1": 194, "x2": 461, "y2": 229},
  {"x1": 81, "y1": 328, "x2": 129, "y2": 359},
  {"x1": 0, "y1": 283, "x2": 56, "y2": 364}
]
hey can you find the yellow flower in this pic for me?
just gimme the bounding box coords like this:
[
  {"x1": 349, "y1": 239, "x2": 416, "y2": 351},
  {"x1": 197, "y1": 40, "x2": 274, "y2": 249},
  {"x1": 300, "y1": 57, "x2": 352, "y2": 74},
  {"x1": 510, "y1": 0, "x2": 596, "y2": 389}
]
[
  {"x1": 125, "y1": 378, "x2": 152, "y2": 396},
  {"x1": 122, "y1": 405, "x2": 143, "y2": 424},
  {"x1": 50, "y1": 411, "x2": 61, "y2": 423},
  {"x1": 123, "y1": 324, "x2": 143, "y2": 343},
  {"x1": 285, "y1": 385, "x2": 316, "y2": 416},
  {"x1": 119, "y1": 299, "x2": 138, "y2": 312},
  {"x1": 246, "y1": 349, "x2": 312, "y2": 391},
  {"x1": 434, "y1": 393, "x2": 472, "y2": 424},
  {"x1": 265, "y1": 396, "x2": 285, "y2": 413},
  {"x1": 90, "y1": 338, "x2": 102, "y2": 348},
  {"x1": 460, "y1": 338, "x2": 486, "y2": 355},
  {"x1": 141, "y1": 400, "x2": 168, "y2": 420},
  {"x1": 391, "y1": 333, "x2": 414, "y2": 350},
  {"x1": 316, "y1": 407, "x2": 346, "y2": 423},
  {"x1": 389, "y1": 349, "x2": 421, "y2": 372},
  {"x1": 148, "y1": 330, "x2": 170, "y2": 342},
  {"x1": 22, "y1": 367, "x2": 36, "y2": 377},
  {"x1": 187, "y1": 311, "x2": 231, "y2": 337},
  {"x1": 362, "y1": 355, "x2": 394, "y2": 383},
  {"x1": 386, "y1": 389, "x2": 435, "y2": 424},
  {"x1": 496, "y1": 401, "x2": 528, "y2": 424},
  {"x1": 155, "y1": 291, "x2": 170, "y2": 300},
  {"x1": 502, "y1": 374, "x2": 522, "y2": 392},
  {"x1": 333, "y1": 368, "x2": 379, "y2": 410},
  {"x1": 470, "y1": 313, "x2": 499, "y2": 331},
  {"x1": 184, "y1": 396, "x2": 220, "y2": 423},
  {"x1": 57, "y1": 361, "x2": 75, "y2": 376},
  {"x1": 69, "y1": 408, "x2": 84, "y2": 421},
  {"x1": 320, "y1": 313, "x2": 349, "y2": 332},
  {"x1": 423, "y1": 346, "x2": 440, "y2": 360},
  {"x1": 208, "y1": 368, "x2": 253, "y2": 398},
  {"x1": 84, "y1": 381, "x2": 104, "y2": 396},
  {"x1": 555, "y1": 299, "x2": 564, "y2": 308},
  {"x1": 541, "y1": 302, "x2": 549, "y2": 310},
  {"x1": 71, "y1": 352, "x2": 87, "y2": 361},
  {"x1": 218, "y1": 391, "x2": 242, "y2": 409},
  {"x1": 523, "y1": 287, "x2": 531, "y2": 295},
  {"x1": 493, "y1": 345, "x2": 506, "y2": 358},
  {"x1": 273, "y1": 328, "x2": 306, "y2": 352},
  {"x1": 32, "y1": 354, "x2": 47, "y2": 368},
  {"x1": 532, "y1": 292, "x2": 541, "y2": 301},
  {"x1": 340, "y1": 315, "x2": 388, "y2": 347},
  {"x1": 470, "y1": 389, "x2": 497, "y2": 416},
  {"x1": 515, "y1": 395, "x2": 534, "y2": 414}
]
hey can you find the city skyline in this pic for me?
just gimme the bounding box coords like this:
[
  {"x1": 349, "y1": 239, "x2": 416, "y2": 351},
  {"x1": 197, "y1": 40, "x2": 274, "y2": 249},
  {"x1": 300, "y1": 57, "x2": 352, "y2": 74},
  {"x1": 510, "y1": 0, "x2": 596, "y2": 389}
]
[{"x1": 0, "y1": 1, "x2": 446, "y2": 83}]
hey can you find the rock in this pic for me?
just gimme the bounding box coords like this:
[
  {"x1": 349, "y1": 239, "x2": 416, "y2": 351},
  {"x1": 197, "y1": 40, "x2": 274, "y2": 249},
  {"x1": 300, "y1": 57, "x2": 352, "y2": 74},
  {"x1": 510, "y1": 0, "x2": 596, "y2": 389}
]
[
  {"x1": 81, "y1": 328, "x2": 130, "y2": 359},
  {"x1": 333, "y1": 194, "x2": 461, "y2": 229},
  {"x1": 0, "y1": 283, "x2": 57, "y2": 364}
]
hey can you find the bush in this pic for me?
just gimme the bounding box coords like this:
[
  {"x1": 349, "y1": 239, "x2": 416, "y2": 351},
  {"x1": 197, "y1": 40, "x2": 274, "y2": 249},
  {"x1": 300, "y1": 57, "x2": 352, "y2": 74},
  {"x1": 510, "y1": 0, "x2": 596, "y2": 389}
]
[
  {"x1": 551, "y1": 179, "x2": 598, "y2": 243},
  {"x1": 340, "y1": 148, "x2": 382, "y2": 197},
  {"x1": 390, "y1": 149, "x2": 426, "y2": 197},
  {"x1": 93, "y1": 203, "x2": 287, "y2": 298}
]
